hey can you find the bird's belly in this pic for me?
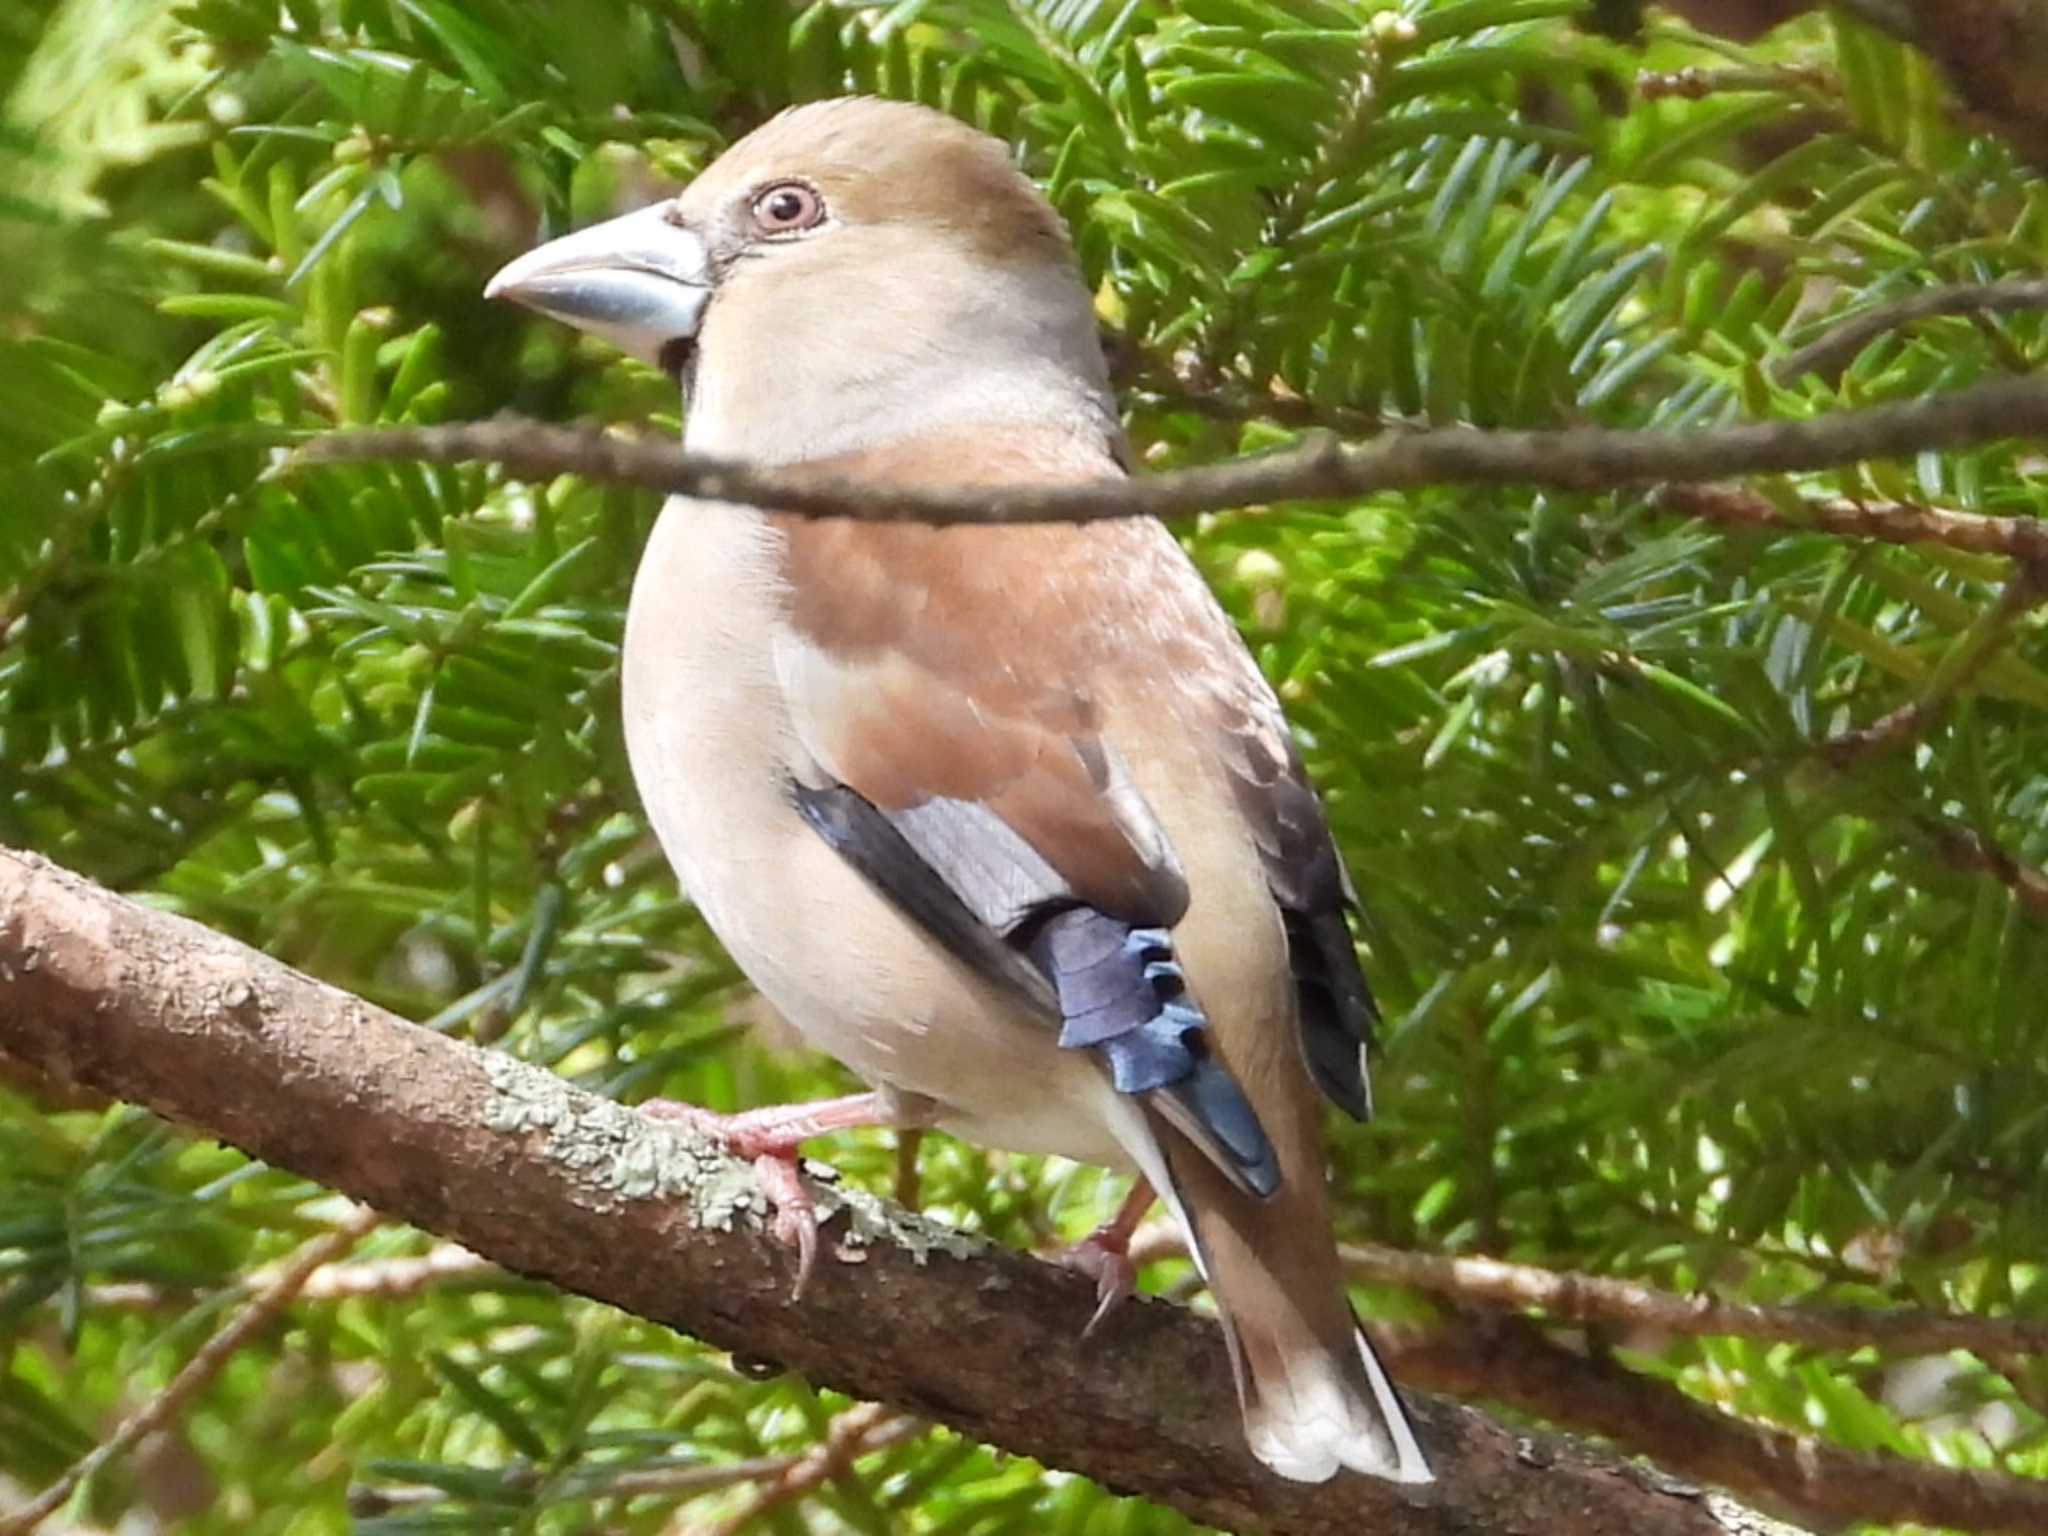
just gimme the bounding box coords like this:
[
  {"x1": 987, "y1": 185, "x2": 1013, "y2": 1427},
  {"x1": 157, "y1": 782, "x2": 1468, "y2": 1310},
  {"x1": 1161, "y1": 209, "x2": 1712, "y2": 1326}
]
[{"x1": 619, "y1": 498, "x2": 1126, "y2": 1170}]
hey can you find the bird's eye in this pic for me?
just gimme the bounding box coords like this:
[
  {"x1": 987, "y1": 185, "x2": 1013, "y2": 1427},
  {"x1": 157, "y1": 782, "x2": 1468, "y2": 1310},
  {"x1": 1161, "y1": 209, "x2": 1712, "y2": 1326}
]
[{"x1": 750, "y1": 181, "x2": 824, "y2": 237}]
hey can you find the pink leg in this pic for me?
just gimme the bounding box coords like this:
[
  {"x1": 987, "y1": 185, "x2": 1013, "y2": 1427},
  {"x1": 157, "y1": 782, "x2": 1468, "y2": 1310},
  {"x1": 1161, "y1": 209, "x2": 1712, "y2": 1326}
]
[
  {"x1": 1058, "y1": 1177, "x2": 1157, "y2": 1338},
  {"x1": 640, "y1": 1091, "x2": 909, "y2": 1298}
]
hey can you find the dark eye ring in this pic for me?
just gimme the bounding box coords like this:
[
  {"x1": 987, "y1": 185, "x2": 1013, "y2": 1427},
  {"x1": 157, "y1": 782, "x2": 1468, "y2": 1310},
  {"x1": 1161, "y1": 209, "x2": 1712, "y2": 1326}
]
[{"x1": 750, "y1": 181, "x2": 824, "y2": 236}]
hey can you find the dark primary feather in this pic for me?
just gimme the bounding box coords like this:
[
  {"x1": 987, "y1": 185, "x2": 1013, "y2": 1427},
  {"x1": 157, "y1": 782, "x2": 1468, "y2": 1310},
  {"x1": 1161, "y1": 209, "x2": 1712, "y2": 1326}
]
[
  {"x1": 791, "y1": 782, "x2": 1054, "y2": 1010},
  {"x1": 1286, "y1": 906, "x2": 1378, "y2": 1121},
  {"x1": 1219, "y1": 721, "x2": 1379, "y2": 1122}
]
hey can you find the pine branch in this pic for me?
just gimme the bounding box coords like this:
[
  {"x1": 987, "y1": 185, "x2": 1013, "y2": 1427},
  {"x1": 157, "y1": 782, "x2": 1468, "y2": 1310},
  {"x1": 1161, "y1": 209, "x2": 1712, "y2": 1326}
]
[
  {"x1": 296, "y1": 372, "x2": 2048, "y2": 527},
  {"x1": 0, "y1": 1208, "x2": 382, "y2": 1536},
  {"x1": 1914, "y1": 815, "x2": 2048, "y2": 920},
  {"x1": 1818, "y1": 564, "x2": 2048, "y2": 765},
  {"x1": 0, "y1": 844, "x2": 1807, "y2": 1536},
  {"x1": 677, "y1": 1404, "x2": 925, "y2": 1536},
  {"x1": 1400, "y1": 1313, "x2": 2048, "y2": 1536}
]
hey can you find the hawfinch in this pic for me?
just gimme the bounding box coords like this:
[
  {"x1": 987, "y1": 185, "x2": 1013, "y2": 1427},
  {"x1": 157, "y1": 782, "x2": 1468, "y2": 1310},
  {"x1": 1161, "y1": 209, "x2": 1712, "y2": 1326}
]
[{"x1": 486, "y1": 96, "x2": 1431, "y2": 1487}]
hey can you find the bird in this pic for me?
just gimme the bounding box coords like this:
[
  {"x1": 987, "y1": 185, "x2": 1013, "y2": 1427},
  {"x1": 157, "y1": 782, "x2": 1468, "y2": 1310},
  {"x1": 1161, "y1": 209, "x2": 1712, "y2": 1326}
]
[{"x1": 484, "y1": 95, "x2": 1431, "y2": 1487}]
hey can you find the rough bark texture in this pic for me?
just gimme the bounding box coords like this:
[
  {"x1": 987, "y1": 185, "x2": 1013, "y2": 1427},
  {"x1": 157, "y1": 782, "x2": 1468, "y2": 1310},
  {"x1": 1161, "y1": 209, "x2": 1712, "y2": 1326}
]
[{"x1": 0, "y1": 846, "x2": 1793, "y2": 1536}]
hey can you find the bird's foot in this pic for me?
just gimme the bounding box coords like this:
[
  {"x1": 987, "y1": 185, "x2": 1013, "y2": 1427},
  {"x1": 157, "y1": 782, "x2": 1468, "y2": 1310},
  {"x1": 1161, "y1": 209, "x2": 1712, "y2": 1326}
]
[
  {"x1": 638, "y1": 1089, "x2": 935, "y2": 1300},
  {"x1": 638, "y1": 1098, "x2": 861, "y2": 1300},
  {"x1": 1055, "y1": 1176, "x2": 1159, "y2": 1339},
  {"x1": 1058, "y1": 1223, "x2": 1139, "y2": 1339}
]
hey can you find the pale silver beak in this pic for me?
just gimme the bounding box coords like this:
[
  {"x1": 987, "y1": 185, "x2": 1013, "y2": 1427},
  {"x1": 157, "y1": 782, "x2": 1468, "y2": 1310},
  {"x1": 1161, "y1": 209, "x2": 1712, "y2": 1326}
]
[{"x1": 484, "y1": 204, "x2": 711, "y2": 368}]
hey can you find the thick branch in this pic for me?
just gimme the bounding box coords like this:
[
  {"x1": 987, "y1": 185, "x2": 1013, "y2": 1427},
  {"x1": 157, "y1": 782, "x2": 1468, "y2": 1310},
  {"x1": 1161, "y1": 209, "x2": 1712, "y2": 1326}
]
[
  {"x1": 0, "y1": 846, "x2": 1782, "y2": 1536},
  {"x1": 297, "y1": 372, "x2": 2048, "y2": 525}
]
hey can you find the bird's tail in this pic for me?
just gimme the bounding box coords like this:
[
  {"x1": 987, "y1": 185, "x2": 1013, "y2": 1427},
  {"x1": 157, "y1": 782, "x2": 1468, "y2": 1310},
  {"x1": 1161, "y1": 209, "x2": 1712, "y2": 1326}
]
[{"x1": 1143, "y1": 1115, "x2": 1432, "y2": 1485}]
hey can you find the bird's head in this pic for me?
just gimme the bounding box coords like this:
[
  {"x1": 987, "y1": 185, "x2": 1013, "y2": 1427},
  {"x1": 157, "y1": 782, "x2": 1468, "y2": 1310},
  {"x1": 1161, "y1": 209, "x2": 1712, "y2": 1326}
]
[{"x1": 486, "y1": 97, "x2": 1116, "y2": 464}]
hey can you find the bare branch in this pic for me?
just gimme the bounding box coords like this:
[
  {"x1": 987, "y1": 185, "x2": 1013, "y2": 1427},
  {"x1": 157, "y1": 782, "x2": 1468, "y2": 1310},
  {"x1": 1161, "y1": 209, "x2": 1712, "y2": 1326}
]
[
  {"x1": 286, "y1": 1241, "x2": 497, "y2": 1300},
  {"x1": 1652, "y1": 483, "x2": 2048, "y2": 567},
  {"x1": 0, "y1": 845, "x2": 1802, "y2": 1536},
  {"x1": 347, "y1": 1444, "x2": 840, "y2": 1520},
  {"x1": 296, "y1": 372, "x2": 2048, "y2": 527},
  {"x1": 1636, "y1": 63, "x2": 1834, "y2": 101},
  {"x1": 1914, "y1": 815, "x2": 2048, "y2": 920},
  {"x1": 69, "y1": 1242, "x2": 499, "y2": 1314},
  {"x1": 1776, "y1": 278, "x2": 2048, "y2": 383},
  {"x1": 1103, "y1": 332, "x2": 1395, "y2": 438},
  {"x1": 1337, "y1": 1241, "x2": 2048, "y2": 1359}
]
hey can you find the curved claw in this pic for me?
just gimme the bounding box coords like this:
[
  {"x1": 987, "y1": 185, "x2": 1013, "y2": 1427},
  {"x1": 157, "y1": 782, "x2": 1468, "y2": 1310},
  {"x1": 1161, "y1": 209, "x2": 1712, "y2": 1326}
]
[
  {"x1": 1058, "y1": 1227, "x2": 1138, "y2": 1340},
  {"x1": 749, "y1": 1151, "x2": 820, "y2": 1301},
  {"x1": 636, "y1": 1098, "x2": 828, "y2": 1300}
]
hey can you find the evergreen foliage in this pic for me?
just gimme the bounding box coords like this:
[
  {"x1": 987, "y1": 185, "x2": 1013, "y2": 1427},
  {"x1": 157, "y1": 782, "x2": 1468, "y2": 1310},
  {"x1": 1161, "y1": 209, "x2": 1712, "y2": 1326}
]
[{"x1": 3, "y1": 1, "x2": 2047, "y2": 1531}]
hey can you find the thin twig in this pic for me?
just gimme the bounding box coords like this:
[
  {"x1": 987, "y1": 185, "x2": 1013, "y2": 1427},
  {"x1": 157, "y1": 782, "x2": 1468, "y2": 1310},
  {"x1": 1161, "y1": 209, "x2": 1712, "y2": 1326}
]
[
  {"x1": 1914, "y1": 815, "x2": 2048, "y2": 919},
  {"x1": 1110, "y1": 343, "x2": 1393, "y2": 438},
  {"x1": 297, "y1": 372, "x2": 2048, "y2": 528},
  {"x1": 288, "y1": 1241, "x2": 495, "y2": 1298},
  {"x1": 672, "y1": 1403, "x2": 924, "y2": 1536},
  {"x1": 0, "y1": 1208, "x2": 381, "y2": 1536},
  {"x1": 75, "y1": 1241, "x2": 500, "y2": 1313},
  {"x1": 1776, "y1": 278, "x2": 2048, "y2": 382},
  {"x1": 598, "y1": 1454, "x2": 803, "y2": 1501},
  {"x1": 349, "y1": 1451, "x2": 807, "y2": 1518},
  {"x1": 1653, "y1": 483, "x2": 2048, "y2": 567},
  {"x1": 1820, "y1": 563, "x2": 2048, "y2": 765},
  {"x1": 1637, "y1": 64, "x2": 1834, "y2": 101}
]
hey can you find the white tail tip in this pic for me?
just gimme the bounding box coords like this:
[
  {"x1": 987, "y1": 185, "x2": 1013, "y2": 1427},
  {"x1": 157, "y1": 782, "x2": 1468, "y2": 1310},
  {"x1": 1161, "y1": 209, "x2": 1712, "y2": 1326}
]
[{"x1": 1244, "y1": 1330, "x2": 1434, "y2": 1485}]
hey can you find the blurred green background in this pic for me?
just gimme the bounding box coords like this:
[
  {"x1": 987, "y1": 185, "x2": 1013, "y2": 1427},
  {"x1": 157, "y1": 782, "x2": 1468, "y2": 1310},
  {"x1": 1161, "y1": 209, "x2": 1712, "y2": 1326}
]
[{"x1": 4, "y1": 1, "x2": 2048, "y2": 1531}]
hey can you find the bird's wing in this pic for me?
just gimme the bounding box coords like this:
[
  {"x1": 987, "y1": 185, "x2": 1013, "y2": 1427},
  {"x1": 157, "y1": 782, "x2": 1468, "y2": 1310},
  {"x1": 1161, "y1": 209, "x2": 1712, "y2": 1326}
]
[
  {"x1": 762, "y1": 441, "x2": 1278, "y2": 1193},
  {"x1": 1210, "y1": 690, "x2": 1380, "y2": 1121}
]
